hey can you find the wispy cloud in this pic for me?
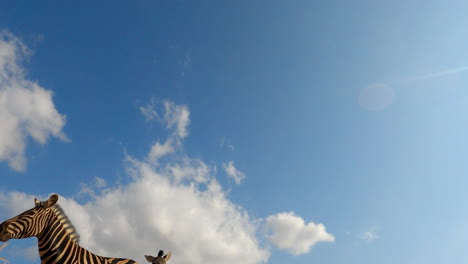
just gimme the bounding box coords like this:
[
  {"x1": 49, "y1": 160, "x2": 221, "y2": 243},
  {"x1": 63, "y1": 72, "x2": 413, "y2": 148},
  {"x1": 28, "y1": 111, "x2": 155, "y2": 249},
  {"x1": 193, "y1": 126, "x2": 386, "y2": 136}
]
[
  {"x1": 147, "y1": 139, "x2": 175, "y2": 164},
  {"x1": 180, "y1": 48, "x2": 192, "y2": 77},
  {"x1": 406, "y1": 66, "x2": 468, "y2": 81},
  {"x1": 0, "y1": 30, "x2": 68, "y2": 171},
  {"x1": 358, "y1": 65, "x2": 468, "y2": 111},
  {"x1": 360, "y1": 227, "x2": 379, "y2": 242},
  {"x1": 140, "y1": 100, "x2": 159, "y2": 121},
  {"x1": 222, "y1": 161, "x2": 246, "y2": 185},
  {"x1": 0, "y1": 243, "x2": 8, "y2": 263},
  {"x1": 140, "y1": 99, "x2": 190, "y2": 139},
  {"x1": 220, "y1": 137, "x2": 235, "y2": 151},
  {"x1": 140, "y1": 100, "x2": 189, "y2": 166}
]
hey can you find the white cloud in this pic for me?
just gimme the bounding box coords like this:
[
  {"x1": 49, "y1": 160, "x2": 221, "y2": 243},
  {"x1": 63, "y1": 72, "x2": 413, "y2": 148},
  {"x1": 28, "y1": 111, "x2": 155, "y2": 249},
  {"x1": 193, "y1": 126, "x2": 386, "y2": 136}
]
[
  {"x1": 358, "y1": 83, "x2": 395, "y2": 111},
  {"x1": 162, "y1": 100, "x2": 189, "y2": 139},
  {"x1": 0, "y1": 160, "x2": 269, "y2": 264},
  {"x1": 141, "y1": 99, "x2": 190, "y2": 166},
  {"x1": 140, "y1": 100, "x2": 159, "y2": 121},
  {"x1": 140, "y1": 99, "x2": 189, "y2": 139},
  {"x1": 0, "y1": 30, "x2": 67, "y2": 171},
  {"x1": 264, "y1": 212, "x2": 335, "y2": 255},
  {"x1": 147, "y1": 139, "x2": 175, "y2": 164},
  {"x1": 223, "y1": 161, "x2": 246, "y2": 185},
  {"x1": 360, "y1": 227, "x2": 379, "y2": 242},
  {"x1": 79, "y1": 177, "x2": 108, "y2": 199},
  {"x1": 0, "y1": 100, "x2": 333, "y2": 263},
  {"x1": 0, "y1": 101, "x2": 270, "y2": 264}
]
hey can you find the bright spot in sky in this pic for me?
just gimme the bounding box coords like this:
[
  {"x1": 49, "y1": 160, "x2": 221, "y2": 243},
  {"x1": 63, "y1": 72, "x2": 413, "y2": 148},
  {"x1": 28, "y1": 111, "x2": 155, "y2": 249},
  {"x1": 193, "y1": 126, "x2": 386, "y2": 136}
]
[{"x1": 358, "y1": 83, "x2": 395, "y2": 111}]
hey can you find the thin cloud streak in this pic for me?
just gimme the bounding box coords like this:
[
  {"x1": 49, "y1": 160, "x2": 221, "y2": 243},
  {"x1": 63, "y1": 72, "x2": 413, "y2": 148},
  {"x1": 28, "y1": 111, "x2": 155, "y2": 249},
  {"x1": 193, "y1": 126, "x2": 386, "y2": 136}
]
[
  {"x1": 359, "y1": 65, "x2": 468, "y2": 110},
  {"x1": 406, "y1": 66, "x2": 468, "y2": 81}
]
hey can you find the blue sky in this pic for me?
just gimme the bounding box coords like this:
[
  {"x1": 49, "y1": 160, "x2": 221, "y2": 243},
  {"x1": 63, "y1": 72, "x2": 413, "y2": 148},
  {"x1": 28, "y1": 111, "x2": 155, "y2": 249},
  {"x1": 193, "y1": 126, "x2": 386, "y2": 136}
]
[{"x1": 1, "y1": 1, "x2": 468, "y2": 263}]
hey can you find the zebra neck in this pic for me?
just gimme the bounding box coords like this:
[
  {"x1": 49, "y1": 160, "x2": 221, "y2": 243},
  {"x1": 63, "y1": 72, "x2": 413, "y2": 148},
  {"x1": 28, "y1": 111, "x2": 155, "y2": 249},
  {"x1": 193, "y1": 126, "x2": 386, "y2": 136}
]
[
  {"x1": 35, "y1": 214, "x2": 137, "y2": 264},
  {"x1": 36, "y1": 215, "x2": 99, "y2": 264}
]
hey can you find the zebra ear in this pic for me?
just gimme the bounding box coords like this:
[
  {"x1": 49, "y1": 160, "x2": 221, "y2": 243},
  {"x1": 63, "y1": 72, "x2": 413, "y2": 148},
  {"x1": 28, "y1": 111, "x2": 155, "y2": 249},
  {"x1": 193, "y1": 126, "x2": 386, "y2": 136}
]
[
  {"x1": 45, "y1": 194, "x2": 59, "y2": 208},
  {"x1": 144, "y1": 255, "x2": 155, "y2": 262},
  {"x1": 164, "y1": 252, "x2": 172, "y2": 261},
  {"x1": 34, "y1": 198, "x2": 41, "y2": 207}
]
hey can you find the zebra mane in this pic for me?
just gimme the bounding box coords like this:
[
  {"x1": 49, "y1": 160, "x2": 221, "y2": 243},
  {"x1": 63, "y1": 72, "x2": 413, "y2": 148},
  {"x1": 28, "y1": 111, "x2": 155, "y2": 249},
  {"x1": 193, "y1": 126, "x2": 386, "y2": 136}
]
[{"x1": 51, "y1": 204, "x2": 81, "y2": 244}]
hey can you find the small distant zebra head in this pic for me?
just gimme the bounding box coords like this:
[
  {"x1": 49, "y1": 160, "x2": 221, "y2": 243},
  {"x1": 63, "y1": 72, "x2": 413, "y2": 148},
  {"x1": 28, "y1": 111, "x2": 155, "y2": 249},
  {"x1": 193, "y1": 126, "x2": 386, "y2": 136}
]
[
  {"x1": 144, "y1": 250, "x2": 171, "y2": 264},
  {"x1": 0, "y1": 194, "x2": 71, "y2": 242}
]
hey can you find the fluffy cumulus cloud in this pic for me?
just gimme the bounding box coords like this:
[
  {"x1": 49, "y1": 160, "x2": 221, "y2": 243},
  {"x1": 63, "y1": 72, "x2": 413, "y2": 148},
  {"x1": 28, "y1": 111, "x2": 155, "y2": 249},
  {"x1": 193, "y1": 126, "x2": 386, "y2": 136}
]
[
  {"x1": 0, "y1": 165, "x2": 269, "y2": 264},
  {"x1": 0, "y1": 100, "x2": 334, "y2": 264},
  {"x1": 223, "y1": 161, "x2": 246, "y2": 185},
  {"x1": 264, "y1": 212, "x2": 335, "y2": 255},
  {"x1": 0, "y1": 31, "x2": 67, "y2": 171},
  {"x1": 0, "y1": 101, "x2": 269, "y2": 264}
]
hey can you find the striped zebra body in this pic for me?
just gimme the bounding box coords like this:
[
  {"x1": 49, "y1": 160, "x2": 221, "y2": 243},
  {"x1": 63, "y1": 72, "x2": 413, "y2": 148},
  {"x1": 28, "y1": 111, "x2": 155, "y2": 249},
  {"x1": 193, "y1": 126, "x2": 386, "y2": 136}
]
[{"x1": 0, "y1": 194, "x2": 137, "y2": 264}]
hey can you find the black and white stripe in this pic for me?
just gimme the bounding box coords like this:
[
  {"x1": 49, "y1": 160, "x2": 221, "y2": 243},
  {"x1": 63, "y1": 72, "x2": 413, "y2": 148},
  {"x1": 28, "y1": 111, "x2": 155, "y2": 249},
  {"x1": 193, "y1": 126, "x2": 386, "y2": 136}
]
[{"x1": 0, "y1": 194, "x2": 137, "y2": 264}]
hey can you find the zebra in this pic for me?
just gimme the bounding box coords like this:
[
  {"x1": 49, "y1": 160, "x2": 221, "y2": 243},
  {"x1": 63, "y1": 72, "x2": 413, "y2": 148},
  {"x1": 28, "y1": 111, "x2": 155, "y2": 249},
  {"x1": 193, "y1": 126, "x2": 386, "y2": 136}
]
[
  {"x1": 144, "y1": 250, "x2": 171, "y2": 264},
  {"x1": 0, "y1": 194, "x2": 170, "y2": 264}
]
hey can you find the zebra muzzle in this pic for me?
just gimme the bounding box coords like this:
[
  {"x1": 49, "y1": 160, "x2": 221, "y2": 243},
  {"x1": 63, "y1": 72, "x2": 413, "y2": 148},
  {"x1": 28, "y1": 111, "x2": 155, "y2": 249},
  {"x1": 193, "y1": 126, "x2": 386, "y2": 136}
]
[{"x1": 0, "y1": 222, "x2": 10, "y2": 242}]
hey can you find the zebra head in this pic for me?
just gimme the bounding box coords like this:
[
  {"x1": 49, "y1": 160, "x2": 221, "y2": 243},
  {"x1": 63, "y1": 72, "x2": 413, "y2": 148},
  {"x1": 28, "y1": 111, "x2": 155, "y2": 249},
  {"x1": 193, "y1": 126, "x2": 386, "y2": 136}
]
[
  {"x1": 0, "y1": 194, "x2": 59, "y2": 242},
  {"x1": 144, "y1": 250, "x2": 172, "y2": 264}
]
